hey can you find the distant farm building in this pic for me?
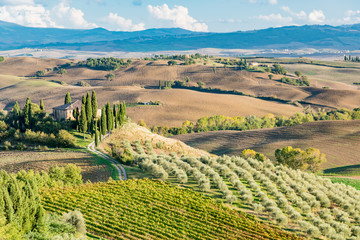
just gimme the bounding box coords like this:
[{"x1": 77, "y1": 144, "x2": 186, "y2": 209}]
[
  {"x1": 52, "y1": 100, "x2": 101, "y2": 121},
  {"x1": 52, "y1": 100, "x2": 82, "y2": 121}
]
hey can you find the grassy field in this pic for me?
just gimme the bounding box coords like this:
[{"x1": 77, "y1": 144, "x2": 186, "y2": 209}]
[
  {"x1": 0, "y1": 149, "x2": 116, "y2": 182},
  {"x1": 41, "y1": 179, "x2": 301, "y2": 240},
  {"x1": 172, "y1": 120, "x2": 360, "y2": 170},
  {"x1": 323, "y1": 164, "x2": 360, "y2": 176},
  {"x1": 328, "y1": 177, "x2": 360, "y2": 190}
]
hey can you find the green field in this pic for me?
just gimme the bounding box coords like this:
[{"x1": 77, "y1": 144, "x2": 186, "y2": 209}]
[
  {"x1": 328, "y1": 177, "x2": 360, "y2": 191},
  {"x1": 41, "y1": 179, "x2": 300, "y2": 240}
]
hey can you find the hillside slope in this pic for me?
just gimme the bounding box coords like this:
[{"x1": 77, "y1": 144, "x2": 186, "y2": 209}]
[{"x1": 172, "y1": 120, "x2": 360, "y2": 169}]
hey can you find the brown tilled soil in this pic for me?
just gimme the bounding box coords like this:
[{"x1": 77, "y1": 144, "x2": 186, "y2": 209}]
[
  {"x1": 0, "y1": 150, "x2": 113, "y2": 182},
  {"x1": 172, "y1": 120, "x2": 360, "y2": 170}
]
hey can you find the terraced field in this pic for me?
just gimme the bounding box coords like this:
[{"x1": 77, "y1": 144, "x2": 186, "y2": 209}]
[{"x1": 41, "y1": 179, "x2": 300, "y2": 240}]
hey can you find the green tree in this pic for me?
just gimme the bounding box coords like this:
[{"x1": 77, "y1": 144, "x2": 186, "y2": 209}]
[
  {"x1": 73, "y1": 107, "x2": 79, "y2": 131},
  {"x1": 94, "y1": 121, "x2": 99, "y2": 147},
  {"x1": 57, "y1": 68, "x2": 67, "y2": 76},
  {"x1": 79, "y1": 102, "x2": 87, "y2": 139},
  {"x1": 86, "y1": 92, "x2": 92, "y2": 124},
  {"x1": 101, "y1": 107, "x2": 107, "y2": 135},
  {"x1": 35, "y1": 70, "x2": 45, "y2": 78},
  {"x1": 159, "y1": 80, "x2": 162, "y2": 89},
  {"x1": 275, "y1": 146, "x2": 326, "y2": 172},
  {"x1": 105, "y1": 102, "x2": 113, "y2": 131},
  {"x1": 268, "y1": 74, "x2": 273, "y2": 80},
  {"x1": 105, "y1": 72, "x2": 115, "y2": 81},
  {"x1": 82, "y1": 95, "x2": 86, "y2": 105},
  {"x1": 40, "y1": 99, "x2": 45, "y2": 112},
  {"x1": 271, "y1": 64, "x2": 287, "y2": 75},
  {"x1": 23, "y1": 97, "x2": 32, "y2": 128},
  {"x1": 167, "y1": 60, "x2": 177, "y2": 66},
  {"x1": 113, "y1": 105, "x2": 117, "y2": 129},
  {"x1": 65, "y1": 92, "x2": 71, "y2": 104},
  {"x1": 91, "y1": 90, "x2": 98, "y2": 119},
  {"x1": 294, "y1": 70, "x2": 302, "y2": 77}
]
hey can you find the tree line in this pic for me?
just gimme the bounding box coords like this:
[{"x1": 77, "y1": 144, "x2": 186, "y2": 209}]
[
  {"x1": 151, "y1": 108, "x2": 360, "y2": 136},
  {"x1": 79, "y1": 57, "x2": 132, "y2": 71},
  {"x1": 344, "y1": 55, "x2": 360, "y2": 62},
  {"x1": 67, "y1": 91, "x2": 127, "y2": 145}
]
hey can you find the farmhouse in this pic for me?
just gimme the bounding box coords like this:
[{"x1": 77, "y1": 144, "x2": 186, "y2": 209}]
[{"x1": 52, "y1": 100, "x2": 82, "y2": 121}]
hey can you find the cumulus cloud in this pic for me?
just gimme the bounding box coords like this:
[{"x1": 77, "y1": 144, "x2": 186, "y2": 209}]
[
  {"x1": 148, "y1": 4, "x2": 208, "y2": 32},
  {"x1": 51, "y1": 1, "x2": 97, "y2": 29},
  {"x1": 0, "y1": 4, "x2": 56, "y2": 27},
  {"x1": 258, "y1": 13, "x2": 292, "y2": 23},
  {"x1": 282, "y1": 6, "x2": 307, "y2": 20},
  {"x1": 269, "y1": 0, "x2": 278, "y2": 5},
  {"x1": 344, "y1": 10, "x2": 360, "y2": 23},
  {"x1": 308, "y1": 10, "x2": 325, "y2": 23},
  {"x1": 0, "y1": 0, "x2": 34, "y2": 5},
  {"x1": 103, "y1": 12, "x2": 145, "y2": 31}
]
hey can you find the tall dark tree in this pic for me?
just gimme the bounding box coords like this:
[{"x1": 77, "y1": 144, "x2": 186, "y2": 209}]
[
  {"x1": 91, "y1": 90, "x2": 98, "y2": 119},
  {"x1": 65, "y1": 92, "x2": 71, "y2": 104},
  {"x1": 40, "y1": 99, "x2": 45, "y2": 112},
  {"x1": 82, "y1": 95, "x2": 86, "y2": 105},
  {"x1": 105, "y1": 102, "x2": 113, "y2": 131},
  {"x1": 73, "y1": 107, "x2": 80, "y2": 131},
  {"x1": 10, "y1": 101, "x2": 21, "y2": 128},
  {"x1": 95, "y1": 128, "x2": 99, "y2": 147},
  {"x1": 23, "y1": 97, "x2": 32, "y2": 128},
  {"x1": 101, "y1": 107, "x2": 107, "y2": 135},
  {"x1": 113, "y1": 104, "x2": 117, "y2": 129},
  {"x1": 85, "y1": 92, "x2": 92, "y2": 124},
  {"x1": 79, "y1": 102, "x2": 87, "y2": 139}
]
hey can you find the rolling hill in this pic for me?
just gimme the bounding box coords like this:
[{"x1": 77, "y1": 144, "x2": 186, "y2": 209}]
[
  {"x1": 172, "y1": 120, "x2": 360, "y2": 170},
  {"x1": 1, "y1": 20, "x2": 360, "y2": 51}
]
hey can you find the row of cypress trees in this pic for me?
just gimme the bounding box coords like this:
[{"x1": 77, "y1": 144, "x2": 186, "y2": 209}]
[{"x1": 65, "y1": 91, "x2": 127, "y2": 142}]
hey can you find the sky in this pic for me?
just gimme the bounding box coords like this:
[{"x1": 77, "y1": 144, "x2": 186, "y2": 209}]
[{"x1": 0, "y1": 0, "x2": 359, "y2": 32}]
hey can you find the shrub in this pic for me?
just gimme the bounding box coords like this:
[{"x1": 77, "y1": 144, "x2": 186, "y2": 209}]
[
  {"x1": 271, "y1": 64, "x2": 287, "y2": 75},
  {"x1": 156, "y1": 141, "x2": 163, "y2": 149},
  {"x1": 281, "y1": 77, "x2": 310, "y2": 86},
  {"x1": 56, "y1": 130, "x2": 76, "y2": 147},
  {"x1": 62, "y1": 210, "x2": 86, "y2": 235},
  {"x1": 275, "y1": 146, "x2": 326, "y2": 172}
]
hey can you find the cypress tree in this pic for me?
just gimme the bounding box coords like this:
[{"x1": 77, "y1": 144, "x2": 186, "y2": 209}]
[
  {"x1": 113, "y1": 105, "x2": 117, "y2": 129},
  {"x1": 159, "y1": 80, "x2": 162, "y2": 89},
  {"x1": 40, "y1": 99, "x2": 45, "y2": 112},
  {"x1": 86, "y1": 91, "x2": 92, "y2": 124},
  {"x1": 82, "y1": 95, "x2": 86, "y2": 104},
  {"x1": 91, "y1": 90, "x2": 98, "y2": 119},
  {"x1": 23, "y1": 97, "x2": 32, "y2": 128},
  {"x1": 105, "y1": 102, "x2": 113, "y2": 131},
  {"x1": 65, "y1": 92, "x2": 71, "y2": 104},
  {"x1": 79, "y1": 102, "x2": 87, "y2": 139},
  {"x1": 11, "y1": 101, "x2": 20, "y2": 128},
  {"x1": 73, "y1": 107, "x2": 80, "y2": 131},
  {"x1": 95, "y1": 120, "x2": 99, "y2": 147},
  {"x1": 101, "y1": 107, "x2": 107, "y2": 135}
]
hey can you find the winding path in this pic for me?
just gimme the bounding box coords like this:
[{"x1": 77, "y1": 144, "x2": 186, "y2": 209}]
[{"x1": 88, "y1": 136, "x2": 127, "y2": 180}]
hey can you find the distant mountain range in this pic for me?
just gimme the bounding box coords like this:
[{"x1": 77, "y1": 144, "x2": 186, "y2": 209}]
[{"x1": 1, "y1": 20, "x2": 360, "y2": 52}]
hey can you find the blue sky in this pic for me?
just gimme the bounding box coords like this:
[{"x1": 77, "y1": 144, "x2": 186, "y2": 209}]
[{"x1": 0, "y1": 0, "x2": 359, "y2": 32}]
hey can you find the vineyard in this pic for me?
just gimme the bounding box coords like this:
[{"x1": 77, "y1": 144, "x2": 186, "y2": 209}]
[
  {"x1": 117, "y1": 139, "x2": 360, "y2": 239},
  {"x1": 41, "y1": 179, "x2": 300, "y2": 240}
]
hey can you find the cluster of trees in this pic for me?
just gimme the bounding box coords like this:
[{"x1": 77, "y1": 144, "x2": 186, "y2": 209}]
[
  {"x1": 1, "y1": 98, "x2": 75, "y2": 148},
  {"x1": 0, "y1": 165, "x2": 85, "y2": 239},
  {"x1": 344, "y1": 55, "x2": 360, "y2": 62},
  {"x1": 0, "y1": 56, "x2": 4, "y2": 62},
  {"x1": 151, "y1": 108, "x2": 360, "y2": 136},
  {"x1": 275, "y1": 146, "x2": 327, "y2": 172},
  {"x1": 281, "y1": 77, "x2": 310, "y2": 86},
  {"x1": 79, "y1": 57, "x2": 132, "y2": 71},
  {"x1": 271, "y1": 64, "x2": 287, "y2": 75}
]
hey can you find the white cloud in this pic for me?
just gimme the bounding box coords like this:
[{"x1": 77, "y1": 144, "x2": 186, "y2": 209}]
[
  {"x1": 282, "y1": 6, "x2": 307, "y2": 20},
  {"x1": 0, "y1": 4, "x2": 56, "y2": 27},
  {"x1": 0, "y1": 0, "x2": 34, "y2": 5},
  {"x1": 308, "y1": 9, "x2": 325, "y2": 23},
  {"x1": 344, "y1": 10, "x2": 360, "y2": 23},
  {"x1": 103, "y1": 13, "x2": 145, "y2": 31},
  {"x1": 147, "y1": 4, "x2": 208, "y2": 32},
  {"x1": 258, "y1": 13, "x2": 292, "y2": 23},
  {"x1": 219, "y1": 18, "x2": 241, "y2": 24},
  {"x1": 51, "y1": 1, "x2": 97, "y2": 29},
  {"x1": 269, "y1": 0, "x2": 278, "y2": 5}
]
